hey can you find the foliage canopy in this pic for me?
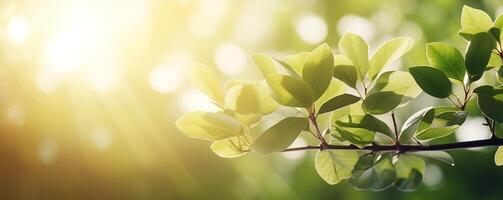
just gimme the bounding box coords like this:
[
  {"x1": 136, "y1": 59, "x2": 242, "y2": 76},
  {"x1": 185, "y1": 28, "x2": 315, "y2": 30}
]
[{"x1": 177, "y1": 5, "x2": 503, "y2": 191}]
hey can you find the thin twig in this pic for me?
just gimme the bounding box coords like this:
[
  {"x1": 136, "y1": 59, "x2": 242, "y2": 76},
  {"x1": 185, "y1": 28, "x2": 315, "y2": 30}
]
[{"x1": 282, "y1": 137, "x2": 503, "y2": 153}]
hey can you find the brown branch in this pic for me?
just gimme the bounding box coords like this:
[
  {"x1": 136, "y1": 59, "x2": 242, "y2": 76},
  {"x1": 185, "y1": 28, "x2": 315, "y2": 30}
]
[{"x1": 282, "y1": 137, "x2": 503, "y2": 153}]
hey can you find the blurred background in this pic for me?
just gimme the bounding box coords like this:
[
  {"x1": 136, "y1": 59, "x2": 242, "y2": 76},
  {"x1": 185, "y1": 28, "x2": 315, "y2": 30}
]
[{"x1": 0, "y1": 0, "x2": 503, "y2": 199}]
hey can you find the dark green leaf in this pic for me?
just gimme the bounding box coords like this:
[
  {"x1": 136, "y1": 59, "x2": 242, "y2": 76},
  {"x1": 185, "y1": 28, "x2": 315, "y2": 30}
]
[
  {"x1": 474, "y1": 85, "x2": 503, "y2": 122},
  {"x1": 333, "y1": 65, "x2": 358, "y2": 88},
  {"x1": 362, "y1": 91, "x2": 403, "y2": 114},
  {"x1": 318, "y1": 94, "x2": 361, "y2": 114},
  {"x1": 465, "y1": 32, "x2": 496, "y2": 81},
  {"x1": 335, "y1": 115, "x2": 394, "y2": 139},
  {"x1": 350, "y1": 154, "x2": 396, "y2": 191},
  {"x1": 409, "y1": 66, "x2": 452, "y2": 98}
]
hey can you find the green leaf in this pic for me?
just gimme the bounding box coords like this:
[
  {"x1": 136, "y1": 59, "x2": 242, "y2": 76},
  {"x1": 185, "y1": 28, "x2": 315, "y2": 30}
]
[
  {"x1": 368, "y1": 37, "x2": 414, "y2": 79},
  {"x1": 498, "y1": 67, "x2": 503, "y2": 84},
  {"x1": 495, "y1": 146, "x2": 503, "y2": 166},
  {"x1": 399, "y1": 107, "x2": 433, "y2": 143},
  {"x1": 458, "y1": 5, "x2": 493, "y2": 38},
  {"x1": 225, "y1": 83, "x2": 279, "y2": 115},
  {"x1": 362, "y1": 91, "x2": 403, "y2": 114},
  {"x1": 426, "y1": 42, "x2": 466, "y2": 82},
  {"x1": 190, "y1": 64, "x2": 225, "y2": 105},
  {"x1": 370, "y1": 71, "x2": 421, "y2": 98},
  {"x1": 465, "y1": 32, "x2": 496, "y2": 81},
  {"x1": 414, "y1": 107, "x2": 466, "y2": 140},
  {"x1": 338, "y1": 32, "x2": 369, "y2": 79},
  {"x1": 495, "y1": 14, "x2": 503, "y2": 29},
  {"x1": 474, "y1": 85, "x2": 503, "y2": 122},
  {"x1": 489, "y1": 52, "x2": 503, "y2": 67},
  {"x1": 411, "y1": 151, "x2": 455, "y2": 166},
  {"x1": 210, "y1": 136, "x2": 248, "y2": 158},
  {"x1": 318, "y1": 94, "x2": 361, "y2": 115},
  {"x1": 335, "y1": 114, "x2": 394, "y2": 139},
  {"x1": 409, "y1": 66, "x2": 452, "y2": 98},
  {"x1": 176, "y1": 112, "x2": 241, "y2": 141},
  {"x1": 334, "y1": 126, "x2": 375, "y2": 147},
  {"x1": 315, "y1": 150, "x2": 359, "y2": 185},
  {"x1": 302, "y1": 43, "x2": 335, "y2": 100},
  {"x1": 333, "y1": 65, "x2": 358, "y2": 88},
  {"x1": 275, "y1": 52, "x2": 310, "y2": 78},
  {"x1": 252, "y1": 54, "x2": 278, "y2": 78},
  {"x1": 266, "y1": 74, "x2": 314, "y2": 108},
  {"x1": 416, "y1": 125, "x2": 460, "y2": 141},
  {"x1": 250, "y1": 117, "x2": 308, "y2": 154},
  {"x1": 489, "y1": 27, "x2": 501, "y2": 42},
  {"x1": 315, "y1": 79, "x2": 346, "y2": 111},
  {"x1": 350, "y1": 154, "x2": 396, "y2": 191},
  {"x1": 394, "y1": 155, "x2": 425, "y2": 191}
]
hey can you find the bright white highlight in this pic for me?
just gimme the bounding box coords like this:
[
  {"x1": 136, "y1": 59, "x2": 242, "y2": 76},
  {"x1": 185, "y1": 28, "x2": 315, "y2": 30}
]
[
  {"x1": 214, "y1": 42, "x2": 247, "y2": 76},
  {"x1": 295, "y1": 15, "x2": 328, "y2": 44},
  {"x1": 177, "y1": 89, "x2": 220, "y2": 113},
  {"x1": 7, "y1": 15, "x2": 29, "y2": 44},
  {"x1": 337, "y1": 15, "x2": 375, "y2": 41}
]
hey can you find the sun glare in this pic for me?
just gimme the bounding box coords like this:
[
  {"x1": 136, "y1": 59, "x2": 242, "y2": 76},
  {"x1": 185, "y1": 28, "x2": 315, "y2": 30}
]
[{"x1": 6, "y1": 15, "x2": 29, "y2": 44}]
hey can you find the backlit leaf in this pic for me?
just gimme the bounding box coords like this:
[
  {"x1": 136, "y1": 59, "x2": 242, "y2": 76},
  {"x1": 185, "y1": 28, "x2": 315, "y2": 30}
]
[
  {"x1": 339, "y1": 32, "x2": 369, "y2": 79},
  {"x1": 250, "y1": 117, "x2": 308, "y2": 154},
  {"x1": 426, "y1": 42, "x2": 466, "y2": 82},
  {"x1": 302, "y1": 43, "x2": 335, "y2": 100},
  {"x1": 315, "y1": 150, "x2": 359, "y2": 185},
  {"x1": 266, "y1": 74, "x2": 314, "y2": 108},
  {"x1": 176, "y1": 112, "x2": 241, "y2": 141},
  {"x1": 368, "y1": 37, "x2": 414, "y2": 79}
]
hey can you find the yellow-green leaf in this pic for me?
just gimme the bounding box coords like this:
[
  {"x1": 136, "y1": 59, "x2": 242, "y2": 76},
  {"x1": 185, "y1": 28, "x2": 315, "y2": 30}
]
[
  {"x1": 315, "y1": 150, "x2": 359, "y2": 185},
  {"x1": 338, "y1": 33, "x2": 369, "y2": 79},
  {"x1": 253, "y1": 54, "x2": 278, "y2": 78},
  {"x1": 266, "y1": 74, "x2": 314, "y2": 108},
  {"x1": 459, "y1": 5, "x2": 493, "y2": 38},
  {"x1": 302, "y1": 43, "x2": 335, "y2": 100},
  {"x1": 191, "y1": 64, "x2": 225, "y2": 105},
  {"x1": 368, "y1": 37, "x2": 414, "y2": 79},
  {"x1": 210, "y1": 136, "x2": 249, "y2": 158},
  {"x1": 176, "y1": 112, "x2": 241, "y2": 141},
  {"x1": 225, "y1": 83, "x2": 278, "y2": 115},
  {"x1": 495, "y1": 146, "x2": 503, "y2": 166},
  {"x1": 426, "y1": 42, "x2": 466, "y2": 82}
]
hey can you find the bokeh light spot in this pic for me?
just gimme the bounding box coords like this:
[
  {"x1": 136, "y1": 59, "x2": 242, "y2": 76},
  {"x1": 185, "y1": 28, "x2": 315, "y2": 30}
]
[
  {"x1": 295, "y1": 15, "x2": 327, "y2": 44},
  {"x1": 38, "y1": 138, "x2": 58, "y2": 165},
  {"x1": 6, "y1": 15, "x2": 29, "y2": 44},
  {"x1": 337, "y1": 15, "x2": 375, "y2": 41},
  {"x1": 90, "y1": 128, "x2": 113, "y2": 151},
  {"x1": 214, "y1": 42, "x2": 247, "y2": 76}
]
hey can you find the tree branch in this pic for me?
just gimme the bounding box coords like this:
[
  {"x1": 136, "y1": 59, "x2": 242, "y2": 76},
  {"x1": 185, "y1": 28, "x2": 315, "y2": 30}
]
[{"x1": 282, "y1": 137, "x2": 503, "y2": 153}]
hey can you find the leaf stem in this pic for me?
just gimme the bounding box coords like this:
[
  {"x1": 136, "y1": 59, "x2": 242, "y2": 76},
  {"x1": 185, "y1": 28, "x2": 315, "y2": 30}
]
[{"x1": 391, "y1": 111, "x2": 399, "y2": 144}]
